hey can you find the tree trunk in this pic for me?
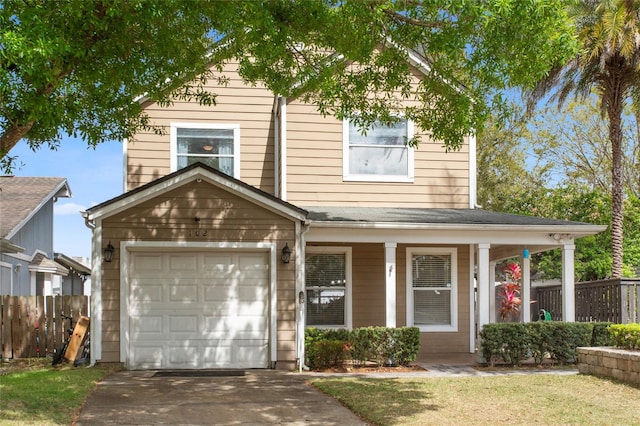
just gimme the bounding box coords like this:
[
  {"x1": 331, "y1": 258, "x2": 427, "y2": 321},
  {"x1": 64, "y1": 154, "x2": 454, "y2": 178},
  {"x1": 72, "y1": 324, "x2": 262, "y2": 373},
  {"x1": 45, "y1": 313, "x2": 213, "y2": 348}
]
[
  {"x1": 0, "y1": 122, "x2": 34, "y2": 154},
  {"x1": 608, "y1": 89, "x2": 625, "y2": 279}
]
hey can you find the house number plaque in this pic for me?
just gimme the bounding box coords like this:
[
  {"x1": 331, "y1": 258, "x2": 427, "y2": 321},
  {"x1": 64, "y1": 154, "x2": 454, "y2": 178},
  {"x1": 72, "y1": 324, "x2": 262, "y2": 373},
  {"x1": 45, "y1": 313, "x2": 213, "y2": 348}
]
[{"x1": 188, "y1": 229, "x2": 208, "y2": 237}]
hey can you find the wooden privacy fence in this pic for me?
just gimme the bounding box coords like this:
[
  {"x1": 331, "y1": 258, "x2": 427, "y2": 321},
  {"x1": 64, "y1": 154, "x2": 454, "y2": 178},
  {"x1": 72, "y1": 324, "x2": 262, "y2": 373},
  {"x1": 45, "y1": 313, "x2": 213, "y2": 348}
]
[
  {"x1": 1, "y1": 295, "x2": 90, "y2": 359},
  {"x1": 533, "y1": 279, "x2": 640, "y2": 323}
]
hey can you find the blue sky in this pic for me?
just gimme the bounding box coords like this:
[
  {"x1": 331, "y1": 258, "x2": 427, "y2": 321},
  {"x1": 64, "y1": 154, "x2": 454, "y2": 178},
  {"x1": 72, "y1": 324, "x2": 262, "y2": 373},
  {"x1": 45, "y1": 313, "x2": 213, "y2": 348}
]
[{"x1": 10, "y1": 137, "x2": 123, "y2": 260}]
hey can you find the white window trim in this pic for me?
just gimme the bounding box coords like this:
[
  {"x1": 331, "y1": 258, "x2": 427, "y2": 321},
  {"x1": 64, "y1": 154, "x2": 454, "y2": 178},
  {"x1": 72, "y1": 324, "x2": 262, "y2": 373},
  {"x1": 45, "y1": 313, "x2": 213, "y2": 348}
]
[
  {"x1": 305, "y1": 246, "x2": 353, "y2": 329},
  {"x1": 170, "y1": 122, "x2": 241, "y2": 178},
  {"x1": 406, "y1": 247, "x2": 458, "y2": 332},
  {"x1": 342, "y1": 118, "x2": 415, "y2": 183}
]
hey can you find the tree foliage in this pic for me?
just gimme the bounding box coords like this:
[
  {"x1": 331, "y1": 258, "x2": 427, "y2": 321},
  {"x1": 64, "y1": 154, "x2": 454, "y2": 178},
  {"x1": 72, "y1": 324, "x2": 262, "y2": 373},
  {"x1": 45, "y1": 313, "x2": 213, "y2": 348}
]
[
  {"x1": 1, "y1": 0, "x2": 576, "y2": 169},
  {"x1": 527, "y1": 0, "x2": 640, "y2": 278},
  {"x1": 478, "y1": 99, "x2": 640, "y2": 279},
  {"x1": 530, "y1": 98, "x2": 640, "y2": 198}
]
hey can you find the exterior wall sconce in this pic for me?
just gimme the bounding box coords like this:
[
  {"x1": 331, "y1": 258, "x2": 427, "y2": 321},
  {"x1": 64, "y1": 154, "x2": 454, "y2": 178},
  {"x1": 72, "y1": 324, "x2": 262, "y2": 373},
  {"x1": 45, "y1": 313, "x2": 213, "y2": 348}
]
[
  {"x1": 281, "y1": 243, "x2": 291, "y2": 264},
  {"x1": 104, "y1": 241, "x2": 115, "y2": 262}
]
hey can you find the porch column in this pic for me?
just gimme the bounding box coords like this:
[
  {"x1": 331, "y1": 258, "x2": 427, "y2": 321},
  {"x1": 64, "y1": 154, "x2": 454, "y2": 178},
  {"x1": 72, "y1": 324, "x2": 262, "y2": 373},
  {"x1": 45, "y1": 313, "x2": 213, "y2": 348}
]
[
  {"x1": 384, "y1": 242, "x2": 397, "y2": 328},
  {"x1": 522, "y1": 250, "x2": 531, "y2": 323},
  {"x1": 562, "y1": 243, "x2": 576, "y2": 322},
  {"x1": 477, "y1": 243, "x2": 491, "y2": 331},
  {"x1": 489, "y1": 260, "x2": 496, "y2": 323}
]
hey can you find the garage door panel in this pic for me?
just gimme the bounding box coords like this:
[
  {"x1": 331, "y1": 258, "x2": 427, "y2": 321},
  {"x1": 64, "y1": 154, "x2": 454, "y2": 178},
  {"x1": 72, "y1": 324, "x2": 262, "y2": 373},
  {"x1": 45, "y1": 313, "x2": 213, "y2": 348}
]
[
  {"x1": 131, "y1": 345, "x2": 164, "y2": 369},
  {"x1": 132, "y1": 255, "x2": 163, "y2": 272},
  {"x1": 132, "y1": 283, "x2": 164, "y2": 303},
  {"x1": 169, "y1": 284, "x2": 199, "y2": 302},
  {"x1": 167, "y1": 344, "x2": 200, "y2": 368},
  {"x1": 168, "y1": 315, "x2": 199, "y2": 333},
  {"x1": 168, "y1": 254, "x2": 198, "y2": 270},
  {"x1": 129, "y1": 251, "x2": 270, "y2": 369},
  {"x1": 133, "y1": 315, "x2": 164, "y2": 334}
]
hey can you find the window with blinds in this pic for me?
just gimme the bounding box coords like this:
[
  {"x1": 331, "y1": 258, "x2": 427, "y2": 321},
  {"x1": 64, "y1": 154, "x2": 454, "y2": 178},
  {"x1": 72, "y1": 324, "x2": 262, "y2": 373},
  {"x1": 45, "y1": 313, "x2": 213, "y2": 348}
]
[
  {"x1": 305, "y1": 253, "x2": 346, "y2": 326},
  {"x1": 408, "y1": 249, "x2": 457, "y2": 331}
]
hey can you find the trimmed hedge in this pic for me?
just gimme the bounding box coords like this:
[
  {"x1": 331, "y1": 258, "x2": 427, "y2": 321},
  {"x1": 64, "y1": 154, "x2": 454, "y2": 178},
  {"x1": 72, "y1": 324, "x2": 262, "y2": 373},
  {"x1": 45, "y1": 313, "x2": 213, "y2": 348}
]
[
  {"x1": 609, "y1": 323, "x2": 640, "y2": 350},
  {"x1": 480, "y1": 322, "x2": 609, "y2": 367},
  {"x1": 305, "y1": 326, "x2": 420, "y2": 370}
]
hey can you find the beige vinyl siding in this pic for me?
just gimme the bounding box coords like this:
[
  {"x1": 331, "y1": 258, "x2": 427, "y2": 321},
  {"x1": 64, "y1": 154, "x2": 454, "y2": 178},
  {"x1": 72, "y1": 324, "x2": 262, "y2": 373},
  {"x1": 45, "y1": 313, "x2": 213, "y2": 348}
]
[
  {"x1": 98, "y1": 181, "x2": 297, "y2": 366},
  {"x1": 285, "y1": 82, "x2": 470, "y2": 208},
  {"x1": 127, "y1": 61, "x2": 276, "y2": 194},
  {"x1": 351, "y1": 244, "x2": 386, "y2": 327}
]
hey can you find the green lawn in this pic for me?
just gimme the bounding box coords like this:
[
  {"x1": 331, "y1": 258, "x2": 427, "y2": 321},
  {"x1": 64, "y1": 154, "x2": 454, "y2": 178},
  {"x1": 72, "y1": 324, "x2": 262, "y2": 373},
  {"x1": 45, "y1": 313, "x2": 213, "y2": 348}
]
[
  {"x1": 310, "y1": 374, "x2": 640, "y2": 425},
  {"x1": 0, "y1": 360, "x2": 117, "y2": 425}
]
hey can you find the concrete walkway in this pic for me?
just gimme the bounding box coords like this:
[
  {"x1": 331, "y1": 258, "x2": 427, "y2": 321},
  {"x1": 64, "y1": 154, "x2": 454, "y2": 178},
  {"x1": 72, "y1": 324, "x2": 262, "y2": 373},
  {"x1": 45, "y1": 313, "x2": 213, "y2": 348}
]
[{"x1": 76, "y1": 362, "x2": 578, "y2": 425}]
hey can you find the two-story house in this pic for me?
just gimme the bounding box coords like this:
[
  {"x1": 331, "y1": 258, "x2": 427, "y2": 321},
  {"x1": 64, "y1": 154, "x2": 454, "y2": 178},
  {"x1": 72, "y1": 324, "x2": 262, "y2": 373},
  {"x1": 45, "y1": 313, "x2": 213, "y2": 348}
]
[
  {"x1": 84, "y1": 57, "x2": 605, "y2": 370},
  {"x1": 0, "y1": 176, "x2": 74, "y2": 296}
]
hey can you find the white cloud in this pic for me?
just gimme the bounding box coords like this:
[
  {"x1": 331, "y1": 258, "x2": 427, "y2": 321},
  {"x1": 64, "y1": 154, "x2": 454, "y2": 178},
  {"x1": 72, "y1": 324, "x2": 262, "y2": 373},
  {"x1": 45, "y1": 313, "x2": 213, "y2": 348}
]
[{"x1": 55, "y1": 202, "x2": 87, "y2": 216}]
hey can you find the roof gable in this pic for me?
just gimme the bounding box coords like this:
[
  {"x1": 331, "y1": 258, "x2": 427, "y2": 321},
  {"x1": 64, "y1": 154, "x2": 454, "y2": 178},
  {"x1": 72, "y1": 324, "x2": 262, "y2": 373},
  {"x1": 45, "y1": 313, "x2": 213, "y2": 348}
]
[
  {"x1": 85, "y1": 162, "x2": 308, "y2": 222},
  {"x1": 0, "y1": 176, "x2": 71, "y2": 239}
]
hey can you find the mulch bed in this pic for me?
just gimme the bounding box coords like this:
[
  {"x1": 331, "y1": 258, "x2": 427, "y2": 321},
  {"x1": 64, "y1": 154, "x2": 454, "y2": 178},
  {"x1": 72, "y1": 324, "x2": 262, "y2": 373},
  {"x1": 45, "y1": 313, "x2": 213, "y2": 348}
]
[{"x1": 314, "y1": 364, "x2": 426, "y2": 373}]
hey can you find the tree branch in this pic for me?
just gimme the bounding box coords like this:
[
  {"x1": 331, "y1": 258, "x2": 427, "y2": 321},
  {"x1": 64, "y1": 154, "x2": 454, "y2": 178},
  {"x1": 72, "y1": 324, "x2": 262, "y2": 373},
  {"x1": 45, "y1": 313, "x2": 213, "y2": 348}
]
[{"x1": 0, "y1": 122, "x2": 34, "y2": 153}]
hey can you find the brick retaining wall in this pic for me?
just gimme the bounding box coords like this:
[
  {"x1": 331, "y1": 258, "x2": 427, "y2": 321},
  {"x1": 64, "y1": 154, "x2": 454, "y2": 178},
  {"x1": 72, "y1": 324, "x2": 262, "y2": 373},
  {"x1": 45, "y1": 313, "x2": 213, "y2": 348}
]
[{"x1": 577, "y1": 347, "x2": 640, "y2": 386}]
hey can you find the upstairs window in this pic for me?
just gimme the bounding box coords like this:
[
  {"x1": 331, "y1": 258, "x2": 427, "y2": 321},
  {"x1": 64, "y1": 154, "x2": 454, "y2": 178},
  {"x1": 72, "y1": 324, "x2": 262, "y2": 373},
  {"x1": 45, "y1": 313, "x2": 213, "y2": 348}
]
[
  {"x1": 343, "y1": 119, "x2": 414, "y2": 182},
  {"x1": 170, "y1": 123, "x2": 240, "y2": 177}
]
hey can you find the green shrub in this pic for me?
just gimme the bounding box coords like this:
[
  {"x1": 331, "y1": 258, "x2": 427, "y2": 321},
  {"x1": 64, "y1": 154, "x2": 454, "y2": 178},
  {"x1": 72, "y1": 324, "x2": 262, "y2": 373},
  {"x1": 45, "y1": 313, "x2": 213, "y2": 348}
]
[
  {"x1": 480, "y1": 322, "x2": 594, "y2": 367},
  {"x1": 590, "y1": 322, "x2": 614, "y2": 346},
  {"x1": 479, "y1": 324, "x2": 507, "y2": 367},
  {"x1": 545, "y1": 322, "x2": 593, "y2": 364},
  {"x1": 479, "y1": 323, "x2": 529, "y2": 366},
  {"x1": 527, "y1": 322, "x2": 554, "y2": 365},
  {"x1": 306, "y1": 339, "x2": 350, "y2": 370},
  {"x1": 393, "y1": 327, "x2": 421, "y2": 366},
  {"x1": 609, "y1": 323, "x2": 640, "y2": 350},
  {"x1": 304, "y1": 326, "x2": 420, "y2": 369}
]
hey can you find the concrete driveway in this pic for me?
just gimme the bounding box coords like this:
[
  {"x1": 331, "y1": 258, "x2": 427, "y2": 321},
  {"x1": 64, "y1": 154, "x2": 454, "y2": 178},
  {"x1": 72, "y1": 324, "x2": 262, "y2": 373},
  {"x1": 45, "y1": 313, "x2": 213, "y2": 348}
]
[{"x1": 76, "y1": 369, "x2": 368, "y2": 425}]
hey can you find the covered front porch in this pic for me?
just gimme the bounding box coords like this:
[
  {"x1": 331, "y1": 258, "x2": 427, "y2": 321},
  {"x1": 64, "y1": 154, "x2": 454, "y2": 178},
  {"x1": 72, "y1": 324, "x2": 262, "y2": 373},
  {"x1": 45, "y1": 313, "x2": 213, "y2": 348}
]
[{"x1": 299, "y1": 207, "x2": 606, "y2": 356}]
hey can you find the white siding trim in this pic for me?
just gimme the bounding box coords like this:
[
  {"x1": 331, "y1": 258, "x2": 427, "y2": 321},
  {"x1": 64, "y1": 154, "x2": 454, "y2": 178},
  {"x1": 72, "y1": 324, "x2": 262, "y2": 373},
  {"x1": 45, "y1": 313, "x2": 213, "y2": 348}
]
[
  {"x1": 385, "y1": 242, "x2": 397, "y2": 327},
  {"x1": 123, "y1": 138, "x2": 129, "y2": 192},
  {"x1": 90, "y1": 219, "x2": 102, "y2": 364},
  {"x1": 280, "y1": 99, "x2": 288, "y2": 201},
  {"x1": 305, "y1": 246, "x2": 353, "y2": 329},
  {"x1": 169, "y1": 122, "x2": 241, "y2": 178},
  {"x1": 468, "y1": 132, "x2": 477, "y2": 208},
  {"x1": 119, "y1": 241, "x2": 278, "y2": 369},
  {"x1": 273, "y1": 96, "x2": 280, "y2": 198},
  {"x1": 469, "y1": 245, "x2": 475, "y2": 353},
  {"x1": 406, "y1": 247, "x2": 458, "y2": 332}
]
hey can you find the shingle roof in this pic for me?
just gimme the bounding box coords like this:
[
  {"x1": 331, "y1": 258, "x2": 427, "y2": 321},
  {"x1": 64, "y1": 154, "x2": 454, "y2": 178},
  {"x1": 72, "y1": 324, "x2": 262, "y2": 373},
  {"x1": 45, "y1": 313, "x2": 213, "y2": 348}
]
[
  {"x1": 30, "y1": 252, "x2": 68, "y2": 275},
  {"x1": 305, "y1": 206, "x2": 599, "y2": 228},
  {"x1": 0, "y1": 176, "x2": 71, "y2": 239}
]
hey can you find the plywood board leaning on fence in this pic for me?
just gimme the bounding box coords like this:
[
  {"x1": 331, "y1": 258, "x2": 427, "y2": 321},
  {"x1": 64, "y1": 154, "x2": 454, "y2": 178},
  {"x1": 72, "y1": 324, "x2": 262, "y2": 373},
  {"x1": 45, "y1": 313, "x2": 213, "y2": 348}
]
[{"x1": 64, "y1": 316, "x2": 90, "y2": 362}]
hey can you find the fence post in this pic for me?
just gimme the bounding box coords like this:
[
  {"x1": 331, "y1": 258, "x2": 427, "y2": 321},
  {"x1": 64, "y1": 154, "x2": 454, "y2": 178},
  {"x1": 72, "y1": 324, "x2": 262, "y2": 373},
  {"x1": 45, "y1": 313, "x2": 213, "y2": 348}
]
[
  {"x1": 1, "y1": 295, "x2": 11, "y2": 359},
  {"x1": 620, "y1": 282, "x2": 629, "y2": 323}
]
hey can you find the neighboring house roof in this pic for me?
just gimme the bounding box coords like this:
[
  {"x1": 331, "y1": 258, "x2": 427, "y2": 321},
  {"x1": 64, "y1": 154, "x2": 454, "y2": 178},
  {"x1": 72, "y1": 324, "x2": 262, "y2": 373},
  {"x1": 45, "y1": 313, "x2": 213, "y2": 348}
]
[
  {"x1": 30, "y1": 252, "x2": 68, "y2": 275},
  {"x1": 85, "y1": 162, "x2": 308, "y2": 222},
  {"x1": 305, "y1": 206, "x2": 605, "y2": 238},
  {"x1": 54, "y1": 253, "x2": 91, "y2": 276},
  {"x1": 0, "y1": 237, "x2": 24, "y2": 253},
  {"x1": 0, "y1": 176, "x2": 72, "y2": 239}
]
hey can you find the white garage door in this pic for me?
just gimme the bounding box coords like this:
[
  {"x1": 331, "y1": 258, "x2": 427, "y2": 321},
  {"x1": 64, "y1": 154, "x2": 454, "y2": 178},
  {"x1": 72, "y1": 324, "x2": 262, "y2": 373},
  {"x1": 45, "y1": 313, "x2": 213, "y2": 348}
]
[{"x1": 128, "y1": 251, "x2": 270, "y2": 369}]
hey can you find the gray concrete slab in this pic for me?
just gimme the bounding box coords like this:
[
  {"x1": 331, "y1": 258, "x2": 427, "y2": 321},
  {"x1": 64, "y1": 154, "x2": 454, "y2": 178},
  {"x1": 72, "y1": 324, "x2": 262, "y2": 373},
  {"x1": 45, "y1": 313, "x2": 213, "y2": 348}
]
[{"x1": 76, "y1": 370, "x2": 369, "y2": 425}]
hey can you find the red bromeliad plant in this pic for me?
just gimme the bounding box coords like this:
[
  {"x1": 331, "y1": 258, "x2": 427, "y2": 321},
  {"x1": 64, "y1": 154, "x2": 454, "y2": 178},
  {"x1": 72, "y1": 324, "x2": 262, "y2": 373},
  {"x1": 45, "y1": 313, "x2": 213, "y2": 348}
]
[{"x1": 498, "y1": 262, "x2": 522, "y2": 322}]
